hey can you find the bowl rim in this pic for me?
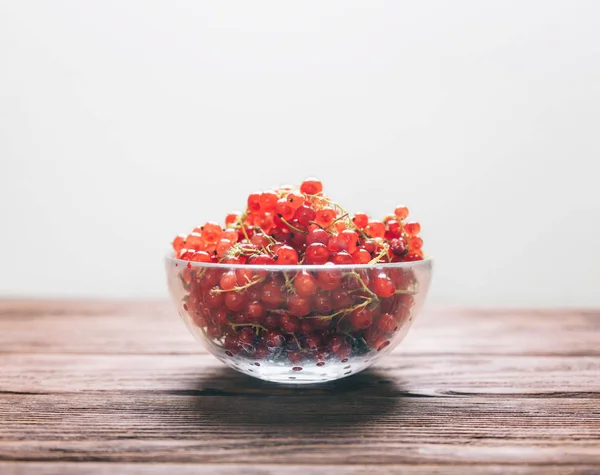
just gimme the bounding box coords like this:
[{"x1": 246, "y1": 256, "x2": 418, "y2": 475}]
[{"x1": 165, "y1": 253, "x2": 433, "y2": 271}]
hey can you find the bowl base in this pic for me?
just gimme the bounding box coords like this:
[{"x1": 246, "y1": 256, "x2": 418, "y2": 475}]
[{"x1": 217, "y1": 355, "x2": 377, "y2": 384}]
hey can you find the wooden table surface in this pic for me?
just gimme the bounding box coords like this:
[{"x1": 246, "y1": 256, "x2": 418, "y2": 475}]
[{"x1": 1, "y1": 300, "x2": 599, "y2": 474}]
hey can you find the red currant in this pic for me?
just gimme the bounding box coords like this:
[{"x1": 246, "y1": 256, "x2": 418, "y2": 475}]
[
  {"x1": 365, "y1": 221, "x2": 385, "y2": 239},
  {"x1": 295, "y1": 205, "x2": 316, "y2": 226},
  {"x1": 352, "y1": 213, "x2": 369, "y2": 229},
  {"x1": 305, "y1": 243, "x2": 329, "y2": 265},
  {"x1": 288, "y1": 295, "x2": 311, "y2": 317},
  {"x1": 349, "y1": 307, "x2": 373, "y2": 329},
  {"x1": 300, "y1": 178, "x2": 323, "y2": 195},
  {"x1": 294, "y1": 271, "x2": 318, "y2": 296},
  {"x1": 259, "y1": 191, "x2": 278, "y2": 211},
  {"x1": 315, "y1": 207, "x2": 336, "y2": 228},
  {"x1": 373, "y1": 272, "x2": 395, "y2": 298},
  {"x1": 275, "y1": 245, "x2": 299, "y2": 265},
  {"x1": 172, "y1": 234, "x2": 187, "y2": 252},
  {"x1": 404, "y1": 221, "x2": 421, "y2": 236},
  {"x1": 394, "y1": 206, "x2": 409, "y2": 220}
]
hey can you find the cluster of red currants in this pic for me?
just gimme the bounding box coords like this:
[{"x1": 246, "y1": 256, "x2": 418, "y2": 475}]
[
  {"x1": 172, "y1": 179, "x2": 424, "y2": 370},
  {"x1": 181, "y1": 264, "x2": 416, "y2": 369},
  {"x1": 172, "y1": 178, "x2": 424, "y2": 266}
]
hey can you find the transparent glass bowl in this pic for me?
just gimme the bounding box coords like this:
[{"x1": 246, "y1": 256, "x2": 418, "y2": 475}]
[{"x1": 166, "y1": 256, "x2": 432, "y2": 384}]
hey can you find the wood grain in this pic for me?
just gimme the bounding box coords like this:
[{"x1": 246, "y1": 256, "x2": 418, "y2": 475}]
[
  {"x1": 1, "y1": 353, "x2": 599, "y2": 397},
  {"x1": 1, "y1": 300, "x2": 598, "y2": 356},
  {"x1": 2, "y1": 463, "x2": 599, "y2": 475},
  {"x1": 1, "y1": 300, "x2": 599, "y2": 474}
]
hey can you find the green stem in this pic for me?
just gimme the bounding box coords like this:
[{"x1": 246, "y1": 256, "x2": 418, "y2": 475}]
[{"x1": 210, "y1": 276, "x2": 265, "y2": 294}]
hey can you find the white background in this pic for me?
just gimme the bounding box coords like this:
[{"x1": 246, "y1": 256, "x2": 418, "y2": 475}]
[{"x1": 1, "y1": 0, "x2": 599, "y2": 306}]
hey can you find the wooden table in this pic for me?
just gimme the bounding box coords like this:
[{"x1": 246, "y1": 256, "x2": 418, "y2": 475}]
[{"x1": 1, "y1": 300, "x2": 599, "y2": 474}]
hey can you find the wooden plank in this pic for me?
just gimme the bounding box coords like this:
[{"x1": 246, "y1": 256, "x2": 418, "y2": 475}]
[
  {"x1": 0, "y1": 394, "x2": 599, "y2": 464},
  {"x1": 1, "y1": 462, "x2": 599, "y2": 475},
  {"x1": 1, "y1": 353, "x2": 599, "y2": 397},
  {"x1": 1, "y1": 300, "x2": 599, "y2": 356}
]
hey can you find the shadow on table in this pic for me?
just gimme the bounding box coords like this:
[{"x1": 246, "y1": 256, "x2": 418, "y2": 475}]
[{"x1": 167, "y1": 367, "x2": 409, "y2": 431}]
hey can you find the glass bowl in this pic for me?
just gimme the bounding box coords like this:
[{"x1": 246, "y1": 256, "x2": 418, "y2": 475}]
[{"x1": 166, "y1": 255, "x2": 432, "y2": 384}]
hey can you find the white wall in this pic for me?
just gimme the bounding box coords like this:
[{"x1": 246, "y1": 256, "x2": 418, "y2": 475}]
[{"x1": 1, "y1": 0, "x2": 599, "y2": 306}]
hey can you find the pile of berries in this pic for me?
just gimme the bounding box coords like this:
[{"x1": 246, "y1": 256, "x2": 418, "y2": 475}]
[
  {"x1": 171, "y1": 179, "x2": 425, "y2": 371},
  {"x1": 172, "y1": 178, "x2": 424, "y2": 265}
]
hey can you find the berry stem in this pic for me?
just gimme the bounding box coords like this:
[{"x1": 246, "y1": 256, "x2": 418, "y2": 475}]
[
  {"x1": 349, "y1": 272, "x2": 379, "y2": 300},
  {"x1": 210, "y1": 276, "x2": 265, "y2": 294},
  {"x1": 279, "y1": 217, "x2": 308, "y2": 235},
  {"x1": 394, "y1": 289, "x2": 417, "y2": 295},
  {"x1": 307, "y1": 297, "x2": 373, "y2": 321},
  {"x1": 283, "y1": 272, "x2": 297, "y2": 294},
  {"x1": 368, "y1": 243, "x2": 390, "y2": 264},
  {"x1": 229, "y1": 322, "x2": 267, "y2": 334}
]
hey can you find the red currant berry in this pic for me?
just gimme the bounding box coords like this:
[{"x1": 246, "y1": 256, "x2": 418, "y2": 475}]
[
  {"x1": 376, "y1": 313, "x2": 398, "y2": 333},
  {"x1": 373, "y1": 272, "x2": 395, "y2": 298},
  {"x1": 247, "y1": 192, "x2": 261, "y2": 212},
  {"x1": 204, "y1": 288, "x2": 225, "y2": 309},
  {"x1": 363, "y1": 240, "x2": 376, "y2": 254},
  {"x1": 247, "y1": 254, "x2": 277, "y2": 266},
  {"x1": 222, "y1": 228, "x2": 239, "y2": 243},
  {"x1": 331, "y1": 251, "x2": 353, "y2": 265},
  {"x1": 327, "y1": 235, "x2": 347, "y2": 253},
  {"x1": 351, "y1": 248, "x2": 371, "y2": 264},
  {"x1": 404, "y1": 221, "x2": 421, "y2": 236},
  {"x1": 315, "y1": 207, "x2": 336, "y2": 228},
  {"x1": 216, "y1": 239, "x2": 233, "y2": 258},
  {"x1": 390, "y1": 238, "x2": 407, "y2": 256},
  {"x1": 201, "y1": 222, "x2": 223, "y2": 244},
  {"x1": 219, "y1": 271, "x2": 237, "y2": 291},
  {"x1": 350, "y1": 307, "x2": 373, "y2": 329},
  {"x1": 294, "y1": 271, "x2": 319, "y2": 296},
  {"x1": 314, "y1": 293, "x2": 333, "y2": 314},
  {"x1": 235, "y1": 268, "x2": 255, "y2": 286},
  {"x1": 212, "y1": 307, "x2": 229, "y2": 326},
  {"x1": 300, "y1": 178, "x2": 323, "y2": 195},
  {"x1": 340, "y1": 230, "x2": 359, "y2": 254},
  {"x1": 286, "y1": 191, "x2": 305, "y2": 209},
  {"x1": 295, "y1": 205, "x2": 316, "y2": 226},
  {"x1": 246, "y1": 301, "x2": 266, "y2": 322},
  {"x1": 264, "y1": 314, "x2": 280, "y2": 329},
  {"x1": 250, "y1": 233, "x2": 270, "y2": 248},
  {"x1": 331, "y1": 288, "x2": 353, "y2": 309},
  {"x1": 288, "y1": 295, "x2": 311, "y2": 317},
  {"x1": 352, "y1": 213, "x2": 369, "y2": 229},
  {"x1": 259, "y1": 191, "x2": 278, "y2": 211},
  {"x1": 365, "y1": 220, "x2": 385, "y2": 239},
  {"x1": 405, "y1": 251, "x2": 424, "y2": 261},
  {"x1": 225, "y1": 212, "x2": 240, "y2": 227},
  {"x1": 185, "y1": 232, "x2": 205, "y2": 251},
  {"x1": 394, "y1": 206, "x2": 409, "y2": 220},
  {"x1": 307, "y1": 228, "x2": 329, "y2": 246},
  {"x1": 410, "y1": 236, "x2": 423, "y2": 250},
  {"x1": 178, "y1": 249, "x2": 194, "y2": 260},
  {"x1": 275, "y1": 245, "x2": 299, "y2": 265},
  {"x1": 261, "y1": 282, "x2": 284, "y2": 308},
  {"x1": 305, "y1": 243, "x2": 330, "y2": 265},
  {"x1": 317, "y1": 268, "x2": 343, "y2": 290},
  {"x1": 190, "y1": 251, "x2": 212, "y2": 262},
  {"x1": 172, "y1": 234, "x2": 187, "y2": 252},
  {"x1": 387, "y1": 219, "x2": 402, "y2": 238},
  {"x1": 280, "y1": 315, "x2": 300, "y2": 333},
  {"x1": 254, "y1": 212, "x2": 275, "y2": 233},
  {"x1": 275, "y1": 198, "x2": 295, "y2": 221},
  {"x1": 225, "y1": 292, "x2": 246, "y2": 312}
]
